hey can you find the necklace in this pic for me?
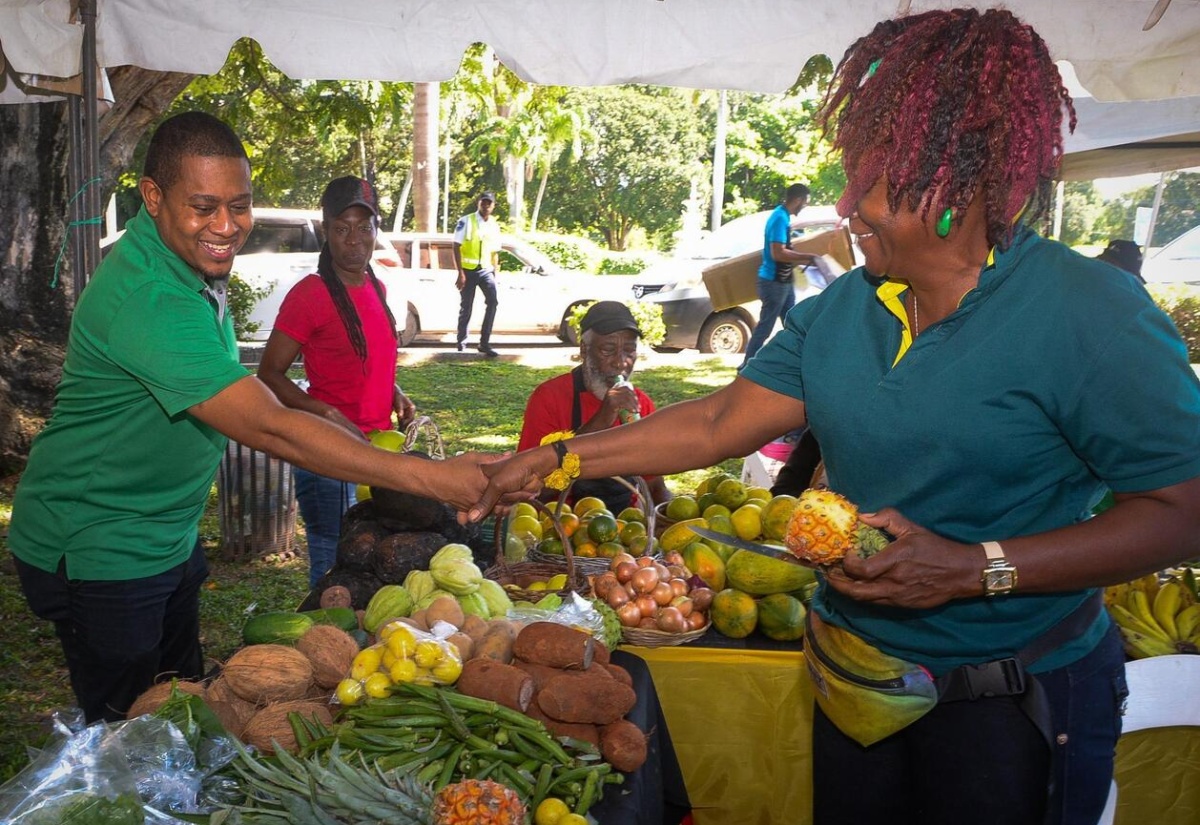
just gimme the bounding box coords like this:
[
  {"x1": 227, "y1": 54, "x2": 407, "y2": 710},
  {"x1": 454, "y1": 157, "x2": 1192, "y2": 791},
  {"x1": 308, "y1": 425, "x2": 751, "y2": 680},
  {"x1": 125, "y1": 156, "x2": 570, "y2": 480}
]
[{"x1": 911, "y1": 292, "x2": 920, "y2": 337}]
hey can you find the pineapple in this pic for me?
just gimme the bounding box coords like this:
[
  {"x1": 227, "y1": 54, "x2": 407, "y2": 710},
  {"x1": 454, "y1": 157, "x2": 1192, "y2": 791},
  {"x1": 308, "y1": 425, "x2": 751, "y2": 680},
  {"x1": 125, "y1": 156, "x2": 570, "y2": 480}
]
[
  {"x1": 432, "y1": 778, "x2": 527, "y2": 824},
  {"x1": 784, "y1": 488, "x2": 889, "y2": 565}
]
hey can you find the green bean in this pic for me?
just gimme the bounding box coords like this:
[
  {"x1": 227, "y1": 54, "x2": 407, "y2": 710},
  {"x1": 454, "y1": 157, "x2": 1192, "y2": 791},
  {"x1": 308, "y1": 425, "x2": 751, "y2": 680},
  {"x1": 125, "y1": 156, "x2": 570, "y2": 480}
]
[
  {"x1": 533, "y1": 762, "x2": 555, "y2": 809},
  {"x1": 474, "y1": 758, "x2": 502, "y2": 780},
  {"x1": 416, "y1": 759, "x2": 444, "y2": 784},
  {"x1": 496, "y1": 762, "x2": 535, "y2": 797},
  {"x1": 574, "y1": 766, "x2": 602, "y2": 814},
  {"x1": 510, "y1": 729, "x2": 573, "y2": 766},
  {"x1": 438, "y1": 743, "x2": 466, "y2": 790}
]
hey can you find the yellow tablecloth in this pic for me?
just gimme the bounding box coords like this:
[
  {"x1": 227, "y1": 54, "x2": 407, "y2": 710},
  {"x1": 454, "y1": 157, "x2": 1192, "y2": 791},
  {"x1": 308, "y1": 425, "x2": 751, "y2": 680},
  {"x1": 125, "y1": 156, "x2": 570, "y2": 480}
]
[{"x1": 632, "y1": 644, "x2": 1200, "y2": 825}]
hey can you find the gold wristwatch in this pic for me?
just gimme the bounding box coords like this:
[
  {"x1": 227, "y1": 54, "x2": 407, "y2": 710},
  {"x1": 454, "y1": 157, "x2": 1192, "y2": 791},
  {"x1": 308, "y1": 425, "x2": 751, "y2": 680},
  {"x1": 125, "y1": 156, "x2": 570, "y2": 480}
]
[{"x1": 981, "y1": 541, "x2": 1017, "y2": 596}]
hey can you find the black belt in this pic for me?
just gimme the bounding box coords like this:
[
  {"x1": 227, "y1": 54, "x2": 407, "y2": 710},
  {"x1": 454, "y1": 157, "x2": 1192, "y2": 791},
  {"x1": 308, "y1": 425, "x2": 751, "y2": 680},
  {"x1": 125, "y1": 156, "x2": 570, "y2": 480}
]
[{"x1": 934, "y1": 591, "x2": 1103, "y2": 746}]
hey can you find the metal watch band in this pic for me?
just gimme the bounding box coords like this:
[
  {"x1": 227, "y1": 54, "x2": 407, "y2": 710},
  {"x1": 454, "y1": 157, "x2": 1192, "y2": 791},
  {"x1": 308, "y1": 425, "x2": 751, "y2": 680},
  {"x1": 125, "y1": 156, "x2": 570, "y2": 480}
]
[{"x1": 982, "y1": 540, "x2": 1005, "y2": 561}]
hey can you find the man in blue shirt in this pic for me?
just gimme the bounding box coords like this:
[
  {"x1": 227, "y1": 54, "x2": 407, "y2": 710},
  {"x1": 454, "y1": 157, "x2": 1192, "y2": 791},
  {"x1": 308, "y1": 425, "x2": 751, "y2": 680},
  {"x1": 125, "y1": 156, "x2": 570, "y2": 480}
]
[{"x1": 742, "y1": 183, "x2": 812, "y2": 365}]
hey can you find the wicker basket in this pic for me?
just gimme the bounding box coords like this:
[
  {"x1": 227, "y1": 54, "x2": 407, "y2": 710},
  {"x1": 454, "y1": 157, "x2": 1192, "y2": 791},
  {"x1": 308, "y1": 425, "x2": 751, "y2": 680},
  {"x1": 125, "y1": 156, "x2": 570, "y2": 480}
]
[
  {"x1": 621, "y1": 620, "x2": 710, "y2": 648},
  {"x1": 652, "y1": 501, "x2": 676, "y2": 538},
  {"x1": 527, "y1": 476, "x2": 659, "y2": 575},
  {"x1": 484, "y1": 499, "x2": 591, "y2": 601}
]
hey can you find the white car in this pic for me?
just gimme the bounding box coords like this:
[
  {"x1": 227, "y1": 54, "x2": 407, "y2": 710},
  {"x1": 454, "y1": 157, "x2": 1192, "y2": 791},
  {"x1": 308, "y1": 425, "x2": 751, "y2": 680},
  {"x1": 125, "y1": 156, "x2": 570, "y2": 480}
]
[
  {"x1": 1142, "y1": 225, "x2": 1200, "y2": 286},
  {"x1": 233, "y1": 208, "x2": 414, "y2": 343},
  {"x1": 380, "y1": 232, "x2": 640, "y2": 343}
]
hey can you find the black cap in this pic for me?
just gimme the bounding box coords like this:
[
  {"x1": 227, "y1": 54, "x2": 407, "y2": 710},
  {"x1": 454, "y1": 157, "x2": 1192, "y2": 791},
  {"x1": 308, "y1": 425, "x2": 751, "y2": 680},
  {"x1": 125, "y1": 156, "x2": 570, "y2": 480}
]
[
  {"x1": 1097, "y1": 239, "x2": 1143, "y2": 276},
  {"x1": 321, "y1": 176, "x2": 379, "y2": 224},
  {"x1": 479, "y1": 191, "x2": 496, "y2": 202},
  {"x1": 580, "y1": 301, "x2": 640, "y2": 337}
]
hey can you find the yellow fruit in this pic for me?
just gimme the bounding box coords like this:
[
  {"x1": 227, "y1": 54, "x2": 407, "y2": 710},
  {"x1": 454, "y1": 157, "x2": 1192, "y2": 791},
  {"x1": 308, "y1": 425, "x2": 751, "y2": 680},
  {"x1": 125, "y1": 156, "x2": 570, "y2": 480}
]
[
  {"x1": 731, "y1": 503, "x2": 763, "y2": 542},
  {"x1": 511, "y1": 501, "x2": 539, "y2": 521},
  {"x1": 350, "y1": 647, "x2": 383, "y2": 680},
  {"x1": 710, "y1": 589, "x2": 758, "y2": 639},
  {"x1": 535, "y1": 797, "x2": 571, "y2": 825},
  {"x1": 510, "y1": 514, "x2": 544, "y2": 543},
  {"x1": 335, "y1": 677, "x2": 365, "y2": 706},
  {"x1": 367, "y1": 429, "x2": 405, "y2": 452},
  {"x1": 618, "y1": 506, "x2": 646, "y2": 524},
  {"x1": 619, "y1": 520, "x2": 647, "y2": 545},
  {"x1": 597, "y1": 541, "x2": 625, "y2": 559},
  {"x1": 559, "y1": 815, "x2": 589, "y2": 825},
  {"x1": 665, "y1": 496, "x2": 701, "y2": 522},
  {"x1": 390, "y1": 658, "x2": 419, "y2": 683},
  {"x1": 660, "y1": 517, "x2": 709, "y2": 553},
  {"x1": 574, "y1": 496, "x2": 607, "y2": 517},
  {"x1": 760, "y1": 495, "x2": 799, "y2": 541},
  {"x1": 432, "y1": 657, "x2": 464, "y2": 684},
  {"x1": 702, "y1": 503, "x2": 732, "y2": 521},
  {"x1": 538, "y1": 537, "x2": 566, "y2": 555},
  {"x1": 355, "y1": 483, "x2": 372, "y2": 501},
  {"x1": 746, "y1": 486, "x2": 773, "y2": 503},
  {"x1": 784, "y1": 488, "x2": 860, "y2": 565},
  {"x1": 363, "y1": 671, "x2": 393, "y2": 698},
  {"x1": 715, "y1": 478, "x2": 749, "y2": 510},
  {"x1": 527, "y1": 581, "x2": 547, "y2": 591},
  {"x1": 546, "y1": 573, "x2": 569, "y2": 589},
  {"x1": 414, "y1": 639, "x2": 444, "y2": 668},
  {"x1": 682, "y1": 542, "x2": 727, "y2": 590},
  {"x1": 557, "y1": 512, "x2": 581, "y2": 538},
  {"x1": 386, "y1": 625, "x2": 416, "y2": 659}
]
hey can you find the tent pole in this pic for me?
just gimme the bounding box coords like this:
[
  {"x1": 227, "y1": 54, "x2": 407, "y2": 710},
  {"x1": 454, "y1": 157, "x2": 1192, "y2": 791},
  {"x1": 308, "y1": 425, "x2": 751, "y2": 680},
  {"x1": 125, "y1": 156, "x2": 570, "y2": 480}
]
[{"x1": 80, "y1": 0, "x2": 101, "y2": 287}]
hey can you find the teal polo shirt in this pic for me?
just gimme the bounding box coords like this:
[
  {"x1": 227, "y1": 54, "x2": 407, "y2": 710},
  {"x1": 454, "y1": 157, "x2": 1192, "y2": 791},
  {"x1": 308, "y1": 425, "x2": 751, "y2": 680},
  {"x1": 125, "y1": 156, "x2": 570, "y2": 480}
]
[
  {"x1": 10, "y1": 207, "x2": 249, "y2": 580},
  {"x1": 742, "y1": 226, "x2": 1200, "y2": 675}
]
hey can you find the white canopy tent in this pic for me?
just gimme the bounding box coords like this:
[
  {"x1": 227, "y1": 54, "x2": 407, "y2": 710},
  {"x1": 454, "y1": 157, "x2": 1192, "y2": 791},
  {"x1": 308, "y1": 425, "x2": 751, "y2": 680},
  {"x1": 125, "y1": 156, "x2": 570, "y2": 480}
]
[{"x1": 2, "y1": 0, "x2": 1199, "y2": 281}]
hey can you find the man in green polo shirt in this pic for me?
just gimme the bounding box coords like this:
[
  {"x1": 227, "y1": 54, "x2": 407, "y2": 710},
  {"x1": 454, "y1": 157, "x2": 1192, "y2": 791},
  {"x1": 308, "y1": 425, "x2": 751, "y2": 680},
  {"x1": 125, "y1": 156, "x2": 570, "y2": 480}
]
[{"x1": 10, "y1": 112, "x2": 507, "y2": 723}]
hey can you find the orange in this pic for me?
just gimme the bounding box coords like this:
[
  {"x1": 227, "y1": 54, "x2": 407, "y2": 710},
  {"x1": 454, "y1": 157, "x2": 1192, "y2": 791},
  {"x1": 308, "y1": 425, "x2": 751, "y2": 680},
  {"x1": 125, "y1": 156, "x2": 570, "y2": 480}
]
[
  {"x1": 760, "y1": 495, "x2": 799, "y2": 541},
  {"x1": 618, "y1": 506, "x2": 646, "y2": 524},
  {"x1": 587, "y1": 513, "x2": 620, "y2": 544},
  {"x1": 538, "y1": 537, "x2": 565, "y2": 556},
  {"x1": 665, "y1": 495, "x2": 700, "y2": 522},
  {"x1": 575, "y1": 541, "x2": 598, "y2": 557},
  {"x1": 597, "y1": 541, "x2": 625, "y2": 559},
  {"x1": 509, "y1": 514, "x2": 543, "y2": 543},
  {"x1": 619, "y1": 520, "x2": 647, "y2": 545},
  {"x1": 557, "y1": 512, "x2": 581, "y2": 537},
  {"x1": 574, "y1": 496, "x2": 607, "y2": 517}
]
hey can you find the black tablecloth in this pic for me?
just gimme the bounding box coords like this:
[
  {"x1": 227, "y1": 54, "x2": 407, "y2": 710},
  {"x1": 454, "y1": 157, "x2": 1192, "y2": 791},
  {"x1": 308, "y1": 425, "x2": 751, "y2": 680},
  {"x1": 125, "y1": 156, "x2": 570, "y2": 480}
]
[{"x1": 589, "y1": 649, "x2": 692, "y2": 825}]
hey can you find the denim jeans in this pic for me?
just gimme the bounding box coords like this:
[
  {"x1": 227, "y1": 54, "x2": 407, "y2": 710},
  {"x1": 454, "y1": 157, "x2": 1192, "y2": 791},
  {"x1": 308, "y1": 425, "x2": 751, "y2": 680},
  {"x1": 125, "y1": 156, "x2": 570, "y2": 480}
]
[
  {"x1": 457, "y1": 267, "x2": 498, "y2": 346},
  {"x1": 812, "y1": 621, "x2": 1127, "y2": 825},
  {"x1": 14, "y1": 541, "x2": 209, "y2": 723},
  {"x1": 742, "y1": 277, "x2": 796, "y2": 364},
  {"x1": 294, "y1": 468, "x2": 356, "y2": 588}
]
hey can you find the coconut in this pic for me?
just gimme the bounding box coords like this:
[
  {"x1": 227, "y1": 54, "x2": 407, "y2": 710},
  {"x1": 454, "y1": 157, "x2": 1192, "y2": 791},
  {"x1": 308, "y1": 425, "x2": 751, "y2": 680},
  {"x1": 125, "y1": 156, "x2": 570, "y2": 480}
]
[
  {"x1": 241, "y1": 699, "x2": 334, "y2": 755},
  {"x1": 222, "y1": 644, "x2": 314, "y2": 705},
  {"x1": 126, "y1": 679, "x2": 205, "y2": 719},
  {"x1": 205, "y1": 675, "x2": 258, "y2": 738},
  {"x1": 320, "y1": 585, "x2": 353, "y2": 609},
  {"x1": 295, "y1": 624, "x2": 360, "y2": 689}
]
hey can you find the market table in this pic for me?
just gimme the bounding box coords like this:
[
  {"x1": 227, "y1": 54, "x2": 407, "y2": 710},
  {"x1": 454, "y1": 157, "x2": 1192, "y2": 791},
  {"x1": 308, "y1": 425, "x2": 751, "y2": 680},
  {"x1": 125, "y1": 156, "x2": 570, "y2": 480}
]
[{"x1": 627, "y1": 632, "x2": 1200, "y2": 825}]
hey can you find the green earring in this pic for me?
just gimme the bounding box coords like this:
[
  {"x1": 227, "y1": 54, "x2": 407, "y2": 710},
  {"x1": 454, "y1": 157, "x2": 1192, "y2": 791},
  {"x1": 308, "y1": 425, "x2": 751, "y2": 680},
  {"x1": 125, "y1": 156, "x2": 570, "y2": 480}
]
[{"x1": 936, "y1": 208, "x2": 953, "y2": 238}]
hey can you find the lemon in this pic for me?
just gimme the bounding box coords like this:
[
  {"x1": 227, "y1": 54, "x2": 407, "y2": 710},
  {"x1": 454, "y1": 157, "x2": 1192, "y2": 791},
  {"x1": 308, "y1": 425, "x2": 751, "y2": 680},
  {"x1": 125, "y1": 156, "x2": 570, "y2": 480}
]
[
  {"x1": 746, "y1": 486, "x2": 773, "y2": 503},
  {"x1": 381, "y1": 648, "x2": 398, "y2": 669},
  {"x1": 350, "y1": 647, "x2": 383, "y2": 680},
  {"x1": 715, "y1": 478, "x2": 749, "y2": 510},
  {"x1": 558, "y1": 815, "x2": 589, "y2": 825},
  {"x1": 534, "y1": 798, "x2": 571, "y2": 825},
  {"x1": 731, "y1": 502, "x2": 764, "y2": 541},
  {"x1": 665, "y1": 495, "x2": 700, "y2": 521},
  {"x1": 335, "y1": 677, "x2": 365, "y2": 707},
  {"x1": 431, "y1": 657, "x2": 464, "y2": 684},
  {"x1": 363, "y1": 671, "x2": 393, "y2": 699},
  {"x1": 367, "y1": 429, "x2": 405, "y2": 452},
  {"x1": 512, "y1": 501, "x2": 539, "y2": 521},
  {"x1": 574, "y1": 496, "x2": 607, "y2": 517},
  {"x1": 618, "y1": 506, "x2": 646, "y2": 524},
  {"x1": 390, "y1": 658, "x2": 419, "y2": 683},
  {"x1": 527, "y1": 581, "x2": 547, "y2": 591},
  {"x1": 547, "y1": 573, "x2": 569, "y2": 589},
  {"x1": 386, "y1": 625, "x2": 416, "y2": 659},
  {"x1": 702, "y1": 503, "x2": 731, "y2": 521},
  {"x1": 414, "y1": 639, "x2": 444, "y2": 668},
  {"x1": 510, "y1": 514, "x2": 544, "y2": 543}
]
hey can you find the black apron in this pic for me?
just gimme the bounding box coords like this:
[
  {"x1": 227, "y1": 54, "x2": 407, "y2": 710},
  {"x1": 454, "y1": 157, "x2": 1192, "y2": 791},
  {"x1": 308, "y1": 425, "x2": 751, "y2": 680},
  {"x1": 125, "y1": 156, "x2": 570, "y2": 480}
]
[{"x1": 570, "y1": 367, "x2": 636, "y2": 513}]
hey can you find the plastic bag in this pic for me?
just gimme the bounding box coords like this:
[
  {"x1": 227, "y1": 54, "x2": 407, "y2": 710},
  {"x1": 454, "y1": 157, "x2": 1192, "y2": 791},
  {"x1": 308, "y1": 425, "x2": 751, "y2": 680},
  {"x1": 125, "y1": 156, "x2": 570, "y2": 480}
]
[
  {"x1": 335, "y1": 620, "x2": 465, "y2": 705},
  {"x1": 506, "y1": 591, "x2": 608, "y2": 642},
  {"x1": 0, "y1": 708, "x2": 236, "y2": 825}
]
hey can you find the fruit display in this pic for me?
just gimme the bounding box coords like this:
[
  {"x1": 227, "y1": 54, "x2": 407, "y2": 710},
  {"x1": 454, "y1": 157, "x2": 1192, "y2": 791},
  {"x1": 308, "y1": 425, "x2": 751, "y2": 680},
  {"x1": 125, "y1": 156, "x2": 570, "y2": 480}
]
[
  {"x1": 512, "y1": 497, "x2": 654, "y2": 560},
  {"x1": 1106, "y1": 570, "x2": 1200, "y2": 658}
]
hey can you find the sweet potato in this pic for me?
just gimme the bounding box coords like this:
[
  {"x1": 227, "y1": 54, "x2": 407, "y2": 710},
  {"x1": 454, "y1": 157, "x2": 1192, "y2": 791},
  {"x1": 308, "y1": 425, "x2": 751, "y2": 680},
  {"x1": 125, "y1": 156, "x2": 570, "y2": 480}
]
[
  {"x1": 425, "y1": 596, "x2": 465, "y2": 630},
  {"x1": 536, "y1": 671, "x2": 636, "y2": 724},
  {"x1": 600, "y1": 718, "x2": 648, "y2": 772},
  {"x1": 602, "y1": 662, "x2": 633, "y2": 688},
  {"x1": 514, "y1": 659, "x2": 611, "y2": 692},
  {"x1": 462, "y1": 613, "x2": 490, "y2": 643},
  {"x1": 456, "y1": 658, "x2": 533, "y2": 711},
  {"x1": 513, "y1": 622, "x2": 595, "y2": 669},
  {"x1": 446, "y1": 631, "x2": 475, "y2": 662},
  {"x1": 475, "y1": 628, "x2": 515, "y2": 664},
  {"x1": 526, "y1": 702, "x2": 601, "y2": 747},
  {"x1": 591, "y1": 641, "x2": 611, "y2": 665}
]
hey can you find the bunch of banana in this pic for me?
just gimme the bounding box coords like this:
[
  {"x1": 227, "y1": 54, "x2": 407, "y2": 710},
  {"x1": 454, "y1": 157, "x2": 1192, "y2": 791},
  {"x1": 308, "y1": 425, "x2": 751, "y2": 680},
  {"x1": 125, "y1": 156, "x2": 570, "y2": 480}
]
[{"x1": 1106, "y1": 573, "x2": 1200, "y2": 658}]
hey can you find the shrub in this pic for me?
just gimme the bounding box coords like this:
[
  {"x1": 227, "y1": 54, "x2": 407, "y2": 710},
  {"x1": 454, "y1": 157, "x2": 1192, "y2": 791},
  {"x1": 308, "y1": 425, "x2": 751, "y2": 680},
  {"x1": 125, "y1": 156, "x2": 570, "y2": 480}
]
[
  {"x1": 1150, "y1": 288, "x2": 1200, "y2": 363},
  {"x1": 597, "y1": 253, "x2": 659, "y2": 275},
  {"x1": 566, "y1": 300, "x2": 666, "y2": 349},
  {"x1": 228, "y1": 274, "x2": 271, "y2": 340},
  {"x1": 527, "y1": 237, "x2": 596, "y2": 272}
]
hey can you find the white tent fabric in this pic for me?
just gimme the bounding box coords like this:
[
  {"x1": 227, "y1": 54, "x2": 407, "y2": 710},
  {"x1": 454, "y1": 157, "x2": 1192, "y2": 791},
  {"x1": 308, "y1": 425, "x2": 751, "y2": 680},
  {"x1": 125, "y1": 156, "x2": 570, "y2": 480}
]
[
  {"x1": 2, "y1": 0, "x2": 1200, "y2": 102},
  {"x1": 1061, "y1": 94, "x2": 1200, "y2": 180}
]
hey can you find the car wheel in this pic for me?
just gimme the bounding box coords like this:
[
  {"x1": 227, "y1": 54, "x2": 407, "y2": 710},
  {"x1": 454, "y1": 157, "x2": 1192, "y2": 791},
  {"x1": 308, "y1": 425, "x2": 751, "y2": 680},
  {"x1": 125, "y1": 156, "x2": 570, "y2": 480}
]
[
  {"x1": 698, "y1": 312, "x2": 750, "y2": 354},
  {"x1": 398, "y1": 303, "x2": 419, "y2": 347}
]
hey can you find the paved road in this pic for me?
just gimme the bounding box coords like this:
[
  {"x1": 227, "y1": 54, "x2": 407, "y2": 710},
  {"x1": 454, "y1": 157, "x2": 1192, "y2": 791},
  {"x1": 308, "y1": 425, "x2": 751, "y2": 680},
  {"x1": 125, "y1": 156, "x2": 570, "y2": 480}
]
[{"x1": 398, "y1": 335, "x2": 742, "y2": 370}]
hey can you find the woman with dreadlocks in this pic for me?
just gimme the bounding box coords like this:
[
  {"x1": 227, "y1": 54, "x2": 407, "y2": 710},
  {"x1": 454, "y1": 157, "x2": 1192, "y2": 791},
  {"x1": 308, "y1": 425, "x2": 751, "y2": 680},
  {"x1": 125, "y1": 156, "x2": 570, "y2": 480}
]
[
  {"x1": 259, "y1": 176, "x2": 416, "y2": 588},
  {"x1": 469, "y1": 9, "x2": 1200, "y2": 824}
]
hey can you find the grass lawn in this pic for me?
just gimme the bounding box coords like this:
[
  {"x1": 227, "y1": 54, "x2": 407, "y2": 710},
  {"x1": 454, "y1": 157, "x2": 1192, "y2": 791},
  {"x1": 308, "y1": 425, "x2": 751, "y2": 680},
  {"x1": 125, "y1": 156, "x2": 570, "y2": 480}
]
[{"x1": 0, "y1": 353, "x2": 739, "y2": 782}]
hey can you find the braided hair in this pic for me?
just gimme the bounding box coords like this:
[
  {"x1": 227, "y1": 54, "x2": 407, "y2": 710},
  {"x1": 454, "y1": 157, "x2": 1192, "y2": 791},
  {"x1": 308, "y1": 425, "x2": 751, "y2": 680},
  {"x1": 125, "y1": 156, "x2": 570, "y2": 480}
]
[
  {"x1": 315, "y1": 241, "x2": 397, "y2": 364},
  {"x1": 817, "y1": 8, "x2": 1076, "y2": 249}
]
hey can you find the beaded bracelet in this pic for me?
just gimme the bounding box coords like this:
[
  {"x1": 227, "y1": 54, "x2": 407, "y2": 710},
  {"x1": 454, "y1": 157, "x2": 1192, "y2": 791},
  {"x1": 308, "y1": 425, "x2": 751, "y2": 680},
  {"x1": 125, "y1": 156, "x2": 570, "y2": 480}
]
[{"x1": 543, "y1": 440, "x2": 581, "y2": 491}]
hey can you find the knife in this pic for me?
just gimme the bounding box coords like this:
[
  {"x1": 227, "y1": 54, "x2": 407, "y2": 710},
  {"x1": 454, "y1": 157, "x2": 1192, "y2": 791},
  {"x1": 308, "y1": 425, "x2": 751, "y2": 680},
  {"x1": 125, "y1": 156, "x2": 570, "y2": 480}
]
[{"x1": 687, "y1": 525, "x2": 822, "y2": 570}]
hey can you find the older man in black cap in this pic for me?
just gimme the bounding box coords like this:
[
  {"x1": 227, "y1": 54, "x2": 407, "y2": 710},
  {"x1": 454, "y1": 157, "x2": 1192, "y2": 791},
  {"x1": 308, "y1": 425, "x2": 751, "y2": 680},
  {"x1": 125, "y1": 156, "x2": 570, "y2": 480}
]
[
  {"x1": 517, "y1": 301, "x2": 672, "y2": 511},
  {"x1": 452, "y1": 191, "x2": 503, "y2": 356}
]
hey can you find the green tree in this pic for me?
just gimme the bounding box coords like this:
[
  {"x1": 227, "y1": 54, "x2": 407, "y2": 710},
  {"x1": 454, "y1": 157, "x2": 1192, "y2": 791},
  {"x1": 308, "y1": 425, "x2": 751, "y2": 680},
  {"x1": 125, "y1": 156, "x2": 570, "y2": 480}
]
[
  {"x1": 1059, "y1": 181, "x2": 1106, "y2": 246},
  {"x1": 544, "y1": 86, "x2": 708, "y2": 250}
]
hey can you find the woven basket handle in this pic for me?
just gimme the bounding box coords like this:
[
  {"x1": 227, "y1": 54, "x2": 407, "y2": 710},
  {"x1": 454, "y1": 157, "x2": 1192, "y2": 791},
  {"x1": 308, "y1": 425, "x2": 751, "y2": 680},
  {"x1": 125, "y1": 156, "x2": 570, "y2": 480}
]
[{"x1": 403, "y1": 415, "x2": 445, "y2": 460}]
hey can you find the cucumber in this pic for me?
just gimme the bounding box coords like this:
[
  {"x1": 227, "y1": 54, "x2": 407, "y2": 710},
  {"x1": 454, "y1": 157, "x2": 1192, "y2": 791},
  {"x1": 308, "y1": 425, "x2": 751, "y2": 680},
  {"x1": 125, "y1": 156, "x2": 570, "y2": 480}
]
[
  {"x1": 300, "y1": 606, "x2": 360, "y2": 632},
  {"x1": 241, "y1": 611, "x2": 314, "y2": 645}
]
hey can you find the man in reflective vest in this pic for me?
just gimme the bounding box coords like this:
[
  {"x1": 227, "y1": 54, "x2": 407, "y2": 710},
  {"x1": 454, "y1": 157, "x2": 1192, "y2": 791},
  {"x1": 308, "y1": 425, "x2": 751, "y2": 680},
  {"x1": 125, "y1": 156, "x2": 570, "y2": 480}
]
[{"x1": 453, "y1": 191, "x2": 503, "y2": 356}]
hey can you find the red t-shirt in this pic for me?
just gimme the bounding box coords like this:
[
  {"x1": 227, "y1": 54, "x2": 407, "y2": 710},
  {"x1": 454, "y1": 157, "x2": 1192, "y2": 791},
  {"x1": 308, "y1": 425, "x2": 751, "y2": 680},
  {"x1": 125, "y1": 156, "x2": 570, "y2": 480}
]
[
  {"x1": 517, "y1": 369, "x2": 657, "y2": 451},
  {"x1": 275, "y1": 274, "x2": 398, "y2": 433}
]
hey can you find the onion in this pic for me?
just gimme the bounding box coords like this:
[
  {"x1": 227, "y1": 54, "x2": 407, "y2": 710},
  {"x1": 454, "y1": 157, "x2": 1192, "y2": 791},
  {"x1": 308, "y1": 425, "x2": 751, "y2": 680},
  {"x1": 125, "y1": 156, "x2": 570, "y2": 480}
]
[
  {"x1": 635, "y1": 595, "x2": 658, "y2": 617},
  {"x1": 689, "y1": 587, "x2": 715, "y2": 612},
  {"x1": 615, "y1": 561, "x2": 638, "y2": 584},
  {"x1": 612, "y1": 552, "x2": 637, "y2": 569},
  {"x1": 651, "y1": 562, "x2": 671, "y2": 582},
  {"x1": 606, "y1": 586, "x2": 630, "y2": 609},
  {"x1": 668, "y1": 578, "x2": 689, "y2": 599},
  {"x1": 617, "y1": 602, "x2": 643, "y2": 628},
  {"x1": 593, "y1": 572, "x2": 619, "y2": 599},
  {"x1": 686, "y1": 610, "x2": 708, "y2": 631},
  {"x1": 631, "y1": 567, "x2": 660, "y2": 595},
  {"x1": 687, "y1": 574, "x2": 708, "y2": 591},
  {"x1": 636, "y1": 555, "x2": 656, "y2": 569},
  {"x1": 666, "y1": 565, "x2": 689, "y2": 580},
  {"x1": 656, "y1": 606, "x2": 687, "y2": 634},
  {"x1": 663, "y1": 551, "x2": 686, "y2": 567},
  {"x1": 651, "y1": 581, "x2": 674, "y2": 606},
  {"x1": 638, "y1": 616, "x2": 659, "y2": 629},
  {"x1": 670, "y1": 595, "x2": 693, "y2": 617}
]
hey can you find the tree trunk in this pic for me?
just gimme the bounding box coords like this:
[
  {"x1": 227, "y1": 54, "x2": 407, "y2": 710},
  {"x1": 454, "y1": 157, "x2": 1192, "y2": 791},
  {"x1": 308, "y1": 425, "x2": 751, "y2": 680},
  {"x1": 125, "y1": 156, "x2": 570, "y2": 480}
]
[
  {"x1": 0, "y1": 66, "x2": 192, "y2": 474},
  {"x1": 530, "y1": 168, "x2": 549, "y2": 232},
  {"x1": 412, "y1": 82, "x2": 439, "y2": 232}
]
